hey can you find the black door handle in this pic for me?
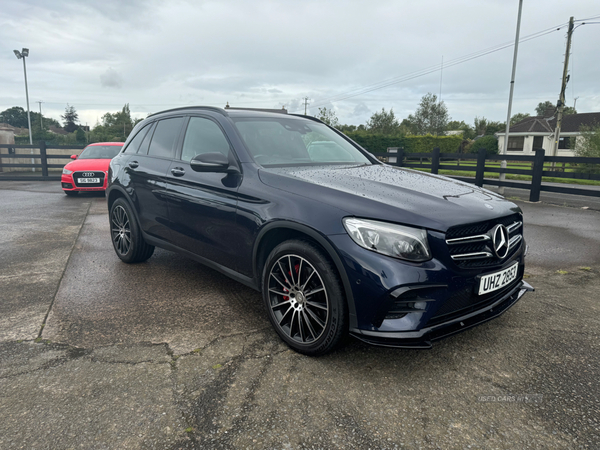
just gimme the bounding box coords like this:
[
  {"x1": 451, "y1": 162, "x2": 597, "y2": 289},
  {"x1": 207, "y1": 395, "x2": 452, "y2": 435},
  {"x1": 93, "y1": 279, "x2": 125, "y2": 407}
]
[
  {"x1": 171, "y1": 167, "x2": 185, "y2": 177},
  {"x1": 128, "y1": 161, "x2": 139, "y2": 169}
]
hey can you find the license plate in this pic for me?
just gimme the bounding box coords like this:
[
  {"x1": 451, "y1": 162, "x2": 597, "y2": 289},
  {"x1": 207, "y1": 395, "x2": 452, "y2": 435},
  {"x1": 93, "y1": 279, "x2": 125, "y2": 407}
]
[
  {"x1": 478, "y1": 262, "x2": 519, "y2": 295},
  {"x1": 78, "y1": 178, "x2": 100, "y2": 183}
]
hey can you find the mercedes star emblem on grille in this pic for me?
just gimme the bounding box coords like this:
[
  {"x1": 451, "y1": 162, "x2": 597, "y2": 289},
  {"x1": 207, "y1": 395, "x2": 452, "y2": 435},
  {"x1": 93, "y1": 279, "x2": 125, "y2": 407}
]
[{"x1": 491, "y1": 224, "x2": 510, "y2": 259}]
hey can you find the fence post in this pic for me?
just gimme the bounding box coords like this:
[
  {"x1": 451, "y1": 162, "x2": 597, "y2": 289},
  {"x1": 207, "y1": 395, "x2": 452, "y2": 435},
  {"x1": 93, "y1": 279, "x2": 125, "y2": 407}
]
[
  {"x1": 475, "y1": 148, "x2": 486, "y2": 187},
  {"x1": 40, "y1": 141, "x2": 49, "y2": 178},
  {"x1": 431, "y1": 147, "x2": 440, "y2": 174},
  {"x1": 529, "y1": 148, "x2": 545, "y2": 202},
  {"x1": 396, "y1": 147, "x2": 404, "y2": 167}
]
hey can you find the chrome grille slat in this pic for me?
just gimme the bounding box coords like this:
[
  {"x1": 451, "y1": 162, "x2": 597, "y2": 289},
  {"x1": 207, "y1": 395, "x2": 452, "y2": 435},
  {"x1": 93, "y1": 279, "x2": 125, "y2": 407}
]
[
  {"x1": 509, "y1": 234, "x2": 522, "y2": 249},
  {"x1": 445, "y1": 214, "x2": 523, "y2": 267},
  {"x1": 446, "y1": 234, "x2": 490, "y2": 245},
  {"x1": 451, "y1": 251, "x2": 494, "y2": 261},
  {"x1": 507, "y1": 221, "x2": 522, "y2": 233}
]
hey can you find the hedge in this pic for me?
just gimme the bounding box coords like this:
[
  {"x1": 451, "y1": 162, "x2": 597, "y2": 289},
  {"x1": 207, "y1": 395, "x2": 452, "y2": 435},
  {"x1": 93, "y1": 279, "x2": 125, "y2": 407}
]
[{"x1": 343, "y1": 132, "x2": 463, "y2": 154}]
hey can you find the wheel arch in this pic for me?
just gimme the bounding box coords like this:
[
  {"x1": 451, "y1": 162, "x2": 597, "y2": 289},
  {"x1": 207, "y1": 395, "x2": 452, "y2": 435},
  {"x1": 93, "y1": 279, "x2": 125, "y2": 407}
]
[
  {"x1": 107, "y1": 185, "x2": 129, "y2": 211},
  {"x1": 106, "y1": 186, "x2": 144, "y2": 232},
  {"x1": 252, "y1": 221, "x2": 357, "y2": 328}
]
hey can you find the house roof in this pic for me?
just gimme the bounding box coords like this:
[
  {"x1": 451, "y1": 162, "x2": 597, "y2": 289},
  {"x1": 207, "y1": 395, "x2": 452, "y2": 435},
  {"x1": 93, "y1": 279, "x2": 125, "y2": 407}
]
[
  {"x1": 499, "y1": 112, "x2": 600, "y2": 135},
  {"x1": 48, "y1": 125, "x2": 69, "y2": 135},
  {"x1": 555, "y1": 112, "x2": 600, "y2": 132}
]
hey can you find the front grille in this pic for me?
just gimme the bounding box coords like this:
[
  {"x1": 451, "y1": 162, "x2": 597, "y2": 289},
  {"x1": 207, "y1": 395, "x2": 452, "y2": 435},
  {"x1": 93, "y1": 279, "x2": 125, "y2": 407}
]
[
  {"x1": 445, "y1": 214, "x2": 523, "y2": 268},
  {"x1": 72, "y1": 171, "x2": 105, "y2": 188}
]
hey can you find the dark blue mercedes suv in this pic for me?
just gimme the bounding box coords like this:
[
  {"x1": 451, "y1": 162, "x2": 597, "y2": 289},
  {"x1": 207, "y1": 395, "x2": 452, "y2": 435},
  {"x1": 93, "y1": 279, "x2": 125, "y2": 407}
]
[{"x1": 106, "y1": 106, "x2": 533, "y2": 355}]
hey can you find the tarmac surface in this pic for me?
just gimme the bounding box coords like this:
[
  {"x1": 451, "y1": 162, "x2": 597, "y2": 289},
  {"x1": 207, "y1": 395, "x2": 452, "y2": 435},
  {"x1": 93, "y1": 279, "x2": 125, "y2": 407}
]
[{"x1": 1, "y1": 181, "x2": 599, "y2": 449}]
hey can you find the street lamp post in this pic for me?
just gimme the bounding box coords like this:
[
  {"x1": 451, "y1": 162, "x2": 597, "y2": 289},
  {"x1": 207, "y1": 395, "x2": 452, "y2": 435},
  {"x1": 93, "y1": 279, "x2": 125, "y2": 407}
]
[{"x1": 14, "y1": 48, "x2": 34, "y2": 171}]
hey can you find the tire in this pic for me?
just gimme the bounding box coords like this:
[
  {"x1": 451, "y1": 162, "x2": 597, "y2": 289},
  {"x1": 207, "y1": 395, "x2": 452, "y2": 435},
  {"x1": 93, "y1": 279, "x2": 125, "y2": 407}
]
[
  {"x1": 109, "y1": 198, "x2": 155, "y2": 263},
  {"x1": 262, "y1": 240, "x2": 347, "y2": 356},
  {"x1": 64, "y1": 190, "x2": 78, "y2": 196}
]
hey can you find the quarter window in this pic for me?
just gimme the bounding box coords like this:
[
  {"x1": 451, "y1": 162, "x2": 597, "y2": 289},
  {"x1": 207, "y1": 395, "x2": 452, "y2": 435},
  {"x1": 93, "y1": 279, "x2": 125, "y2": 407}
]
[
  {"x1": 181, "y1": 117, "x2": 231, "y2": 162},
  {"x1": 123, "y1": 124, "x2": 151, "y2": 154},
  {"x1": 147, "y1": 117, "x2": 184, "y2": 159}
]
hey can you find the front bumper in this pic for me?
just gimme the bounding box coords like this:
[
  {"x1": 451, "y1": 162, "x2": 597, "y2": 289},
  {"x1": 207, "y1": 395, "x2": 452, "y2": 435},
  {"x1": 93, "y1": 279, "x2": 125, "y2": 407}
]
[
  {"x1": 61, "y1": 172, "x2": 108, "y2": 191},
  {"x1": 350, "y1": 280, "x2": 534, "y2": 348}
]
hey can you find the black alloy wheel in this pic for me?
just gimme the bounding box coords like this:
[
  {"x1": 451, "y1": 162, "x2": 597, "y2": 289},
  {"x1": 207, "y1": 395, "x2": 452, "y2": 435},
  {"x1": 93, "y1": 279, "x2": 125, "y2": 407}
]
[
  {"x1": 263, "y1": 240, "x2": 347, "y2": 356},
  {"x1": 109, "y1": 198, "x2": 155, "y2": 263}
]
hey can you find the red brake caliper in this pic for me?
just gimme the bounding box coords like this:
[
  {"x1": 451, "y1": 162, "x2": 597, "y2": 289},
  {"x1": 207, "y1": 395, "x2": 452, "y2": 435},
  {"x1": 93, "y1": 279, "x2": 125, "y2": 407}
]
[{"x1": 282, "y1": 264, "x2": 300, "y2": 300}]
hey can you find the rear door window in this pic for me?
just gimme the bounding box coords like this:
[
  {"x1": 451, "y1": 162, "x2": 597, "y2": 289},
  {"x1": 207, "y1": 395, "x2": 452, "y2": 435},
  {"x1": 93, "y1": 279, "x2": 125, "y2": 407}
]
[{"x1": 147, "y1": 117, "x2": 185, "y2": 159}]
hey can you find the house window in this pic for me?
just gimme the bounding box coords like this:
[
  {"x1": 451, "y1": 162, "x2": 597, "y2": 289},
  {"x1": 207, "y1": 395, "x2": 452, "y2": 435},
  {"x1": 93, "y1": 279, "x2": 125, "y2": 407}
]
[
  {"x1": 533, "y1": 136, "x2": 544, "y2": 150},
  {"x1": 507, "y1": 136, "x2": 524, "y2": 151},
  {"x1": 558, "y1": 137, "x2": 571, "y2": 149}
]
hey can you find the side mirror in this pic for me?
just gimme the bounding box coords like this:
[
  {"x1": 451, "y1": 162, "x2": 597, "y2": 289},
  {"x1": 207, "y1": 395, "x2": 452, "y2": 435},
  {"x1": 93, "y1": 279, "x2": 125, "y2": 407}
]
[
  {"x1": 71, "y1": 154, "x2": 78, "y2": 160},
  {"x1": 190, "y1": 152, "x2": 236, "y2": 173}
]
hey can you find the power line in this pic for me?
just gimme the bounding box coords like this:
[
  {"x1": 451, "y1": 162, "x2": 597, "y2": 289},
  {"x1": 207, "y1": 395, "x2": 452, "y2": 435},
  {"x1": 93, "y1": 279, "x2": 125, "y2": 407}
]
[{"x1": 300, "y1": 22, "x2": 569, "y2": 112}]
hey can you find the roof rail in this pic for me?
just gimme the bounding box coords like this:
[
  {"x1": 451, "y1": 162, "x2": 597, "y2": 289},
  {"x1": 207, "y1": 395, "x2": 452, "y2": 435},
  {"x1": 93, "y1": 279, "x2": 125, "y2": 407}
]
[
  {"x1": 224, "y1": 103, "x2": 288, "y2": 114},
  {"x1": 147, "y1": 106, "x2": 227, "y2": 118}
]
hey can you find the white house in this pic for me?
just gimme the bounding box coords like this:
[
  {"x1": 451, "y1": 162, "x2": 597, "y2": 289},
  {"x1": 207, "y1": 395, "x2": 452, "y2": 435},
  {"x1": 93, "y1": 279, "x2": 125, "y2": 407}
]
[{"x1": 496, "y1": 112, "x2": 600, "y2": 157}]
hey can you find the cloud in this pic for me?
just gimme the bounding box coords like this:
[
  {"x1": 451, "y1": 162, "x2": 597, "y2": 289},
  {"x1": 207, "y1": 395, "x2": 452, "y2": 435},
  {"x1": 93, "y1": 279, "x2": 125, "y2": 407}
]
[
  {"x1": 100, "y1": 68, "x2": 123, "y2": 89},
  {"x1": 2, "y1": 0, "x2": 600, "y2": 126}
]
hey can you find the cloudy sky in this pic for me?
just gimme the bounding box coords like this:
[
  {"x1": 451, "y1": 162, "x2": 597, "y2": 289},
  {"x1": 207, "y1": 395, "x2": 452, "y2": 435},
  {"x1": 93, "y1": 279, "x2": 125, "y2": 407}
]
[{"x1": 1, "y1": 0, "x2": 599, "y2": 128}]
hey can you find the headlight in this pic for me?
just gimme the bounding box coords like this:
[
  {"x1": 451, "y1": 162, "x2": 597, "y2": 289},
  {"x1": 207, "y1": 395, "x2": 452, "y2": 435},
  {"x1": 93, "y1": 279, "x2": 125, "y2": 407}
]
[
  {"x1": 343, "y1": 218, "x2": 431, "y2": 262},
  {"x1": 62, "y1": 168, "x2": 72, "y2": 175}
]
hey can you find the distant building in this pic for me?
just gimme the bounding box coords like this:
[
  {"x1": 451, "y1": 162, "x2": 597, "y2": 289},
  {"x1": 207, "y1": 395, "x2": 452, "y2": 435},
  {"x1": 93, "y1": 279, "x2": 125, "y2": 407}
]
[
  {"x1": 0, "y1": 124, "x2": 16, "y2": 145},
  {"x1": 48, "y1": 125, "x2": 69, "y2": 135},
  {"x1": 496, "y1": 112, "x2": 600, "y2": 157}
]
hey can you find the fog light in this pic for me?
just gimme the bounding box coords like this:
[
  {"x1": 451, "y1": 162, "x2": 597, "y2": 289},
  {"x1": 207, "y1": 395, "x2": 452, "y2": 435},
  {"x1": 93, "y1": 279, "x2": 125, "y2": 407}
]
[{"x1": 413, "y1": 301, "x2": 427, "y2": 310}]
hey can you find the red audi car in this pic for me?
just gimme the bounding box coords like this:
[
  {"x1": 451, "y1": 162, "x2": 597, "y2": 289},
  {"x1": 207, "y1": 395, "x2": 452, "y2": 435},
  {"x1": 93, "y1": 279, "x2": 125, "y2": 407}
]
[{"x1": 61, "y1": 142, "x2": 124, "y2": 196}]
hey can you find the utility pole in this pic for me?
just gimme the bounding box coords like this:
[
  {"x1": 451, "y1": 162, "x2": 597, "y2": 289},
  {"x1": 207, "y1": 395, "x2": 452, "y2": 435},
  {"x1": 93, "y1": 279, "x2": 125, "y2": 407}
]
[
  {"x1": 498, "y1": 0, "x2": 523, "y2": 195},
  {"x1": 303, "y1": 97, "x2": 310, "y2": 115},
  {"x1": 439, "y1": 56, "x2": 443, "y2": 102},
  {"x1": 37, "y1": 101, "x2": 44, "y2": 132},
  {"x1": 552, "y1": 16, "x2": 575, "y2": 167}
]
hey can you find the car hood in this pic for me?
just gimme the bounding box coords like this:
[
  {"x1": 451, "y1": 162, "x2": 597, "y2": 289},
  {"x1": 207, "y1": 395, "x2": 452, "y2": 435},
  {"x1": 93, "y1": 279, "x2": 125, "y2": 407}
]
[
  {"x1": 258, "y1": 164, "x2": 521, "y2": 232},
  {"x1": 64, "y1": 159, "x2": 112, "y2": 172}
]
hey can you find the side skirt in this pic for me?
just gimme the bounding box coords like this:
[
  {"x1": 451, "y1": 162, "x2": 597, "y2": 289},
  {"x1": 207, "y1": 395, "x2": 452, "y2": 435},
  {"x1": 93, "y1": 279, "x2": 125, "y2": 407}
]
[{"x1": 143, "y1": 232, "x2": 260, "y2": 292}]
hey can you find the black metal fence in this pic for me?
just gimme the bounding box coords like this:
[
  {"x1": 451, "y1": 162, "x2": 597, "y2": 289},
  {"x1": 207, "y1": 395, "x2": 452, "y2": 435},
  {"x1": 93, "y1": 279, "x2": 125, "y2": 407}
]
[
  {"x1": 0, "y1": 142, "x2": 85, "y2": 181},
  {"x1": 2, "y1": 143, "x2": 600, "y2": 202},
  {"x1": 370, "y1": 147, "x2": 600, "y2": 202}
]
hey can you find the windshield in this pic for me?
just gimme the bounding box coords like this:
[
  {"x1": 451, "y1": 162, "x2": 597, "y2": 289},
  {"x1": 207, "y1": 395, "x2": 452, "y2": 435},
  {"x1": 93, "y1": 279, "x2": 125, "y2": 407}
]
[
  {"x1": 233, "y1": 117, "x2": 372, "y2": 166},
  {"x1": 78, "y1": 145, "x2": 123, "y2": 159}
]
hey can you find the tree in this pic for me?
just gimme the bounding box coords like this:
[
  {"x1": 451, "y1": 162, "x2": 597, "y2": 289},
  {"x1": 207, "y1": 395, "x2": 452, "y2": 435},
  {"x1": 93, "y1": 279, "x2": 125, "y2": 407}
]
[
  {"x1": 62, "y1": 104, "x2": 80, "y2": 133},
  {"x1": 366, "y1": 108, "x2": 401, "y2": 135},
  {"x1": 90, "y1": 104, "x2": 137, "y2": 142},
  {"x1": 316, "y1": 107, "x2": 339, "y2": 128},
  {"x1": 473, "y1": 116, "x2": 505, "y2": 136},
  {"x1": 485, "y1": 120, "x2": 505, "y2": 136},
  {"x1": 572, "y1": 124, "x2": 600, "y2": 174},
  {"x1": 446, "y1": 120, "x2": 475, "y2": 140},
  {"x1": 510, "y1": 113, "x2": 530, "y2": 126},
  {"x1": 0, "y1": 106, "x2": 28, "y2": 128},
  {"x1": 468, "y1": 135, "x2": 499, "y2": 157},
  {"x1": 76, "y1": 128, "x2": 86, "y2": 144},
  {"x1": 535, "y1": 101, "x2": 576, "y2": 116},
  {"x1": 403, "y1": 93, "x2": 449, "y2": 136},
  {"x1": 574, "y1": 124, "x2": 600, "y2": 157},
  {"x1": 338, "y1": 124, "x2": 357, "y2": 133}
]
